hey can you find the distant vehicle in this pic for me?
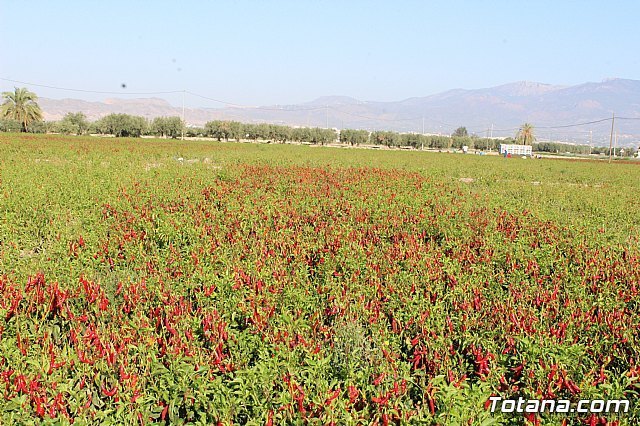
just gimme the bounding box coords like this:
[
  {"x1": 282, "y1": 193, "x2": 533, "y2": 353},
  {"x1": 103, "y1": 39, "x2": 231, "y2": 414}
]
[{"x1": 500, "y1": 144, "x2": 532, "y2": 157}]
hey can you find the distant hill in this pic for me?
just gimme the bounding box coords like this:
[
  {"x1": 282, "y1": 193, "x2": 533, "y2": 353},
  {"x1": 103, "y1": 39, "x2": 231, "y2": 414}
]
[{"x1": 39, "y1": 78, "x2": 640, "y2": 146}]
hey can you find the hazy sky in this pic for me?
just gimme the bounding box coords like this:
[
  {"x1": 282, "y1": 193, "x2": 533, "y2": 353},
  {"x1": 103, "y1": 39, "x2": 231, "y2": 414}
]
[{"x1": 1, "y1": 0, "x2": 638, "y2": 107}]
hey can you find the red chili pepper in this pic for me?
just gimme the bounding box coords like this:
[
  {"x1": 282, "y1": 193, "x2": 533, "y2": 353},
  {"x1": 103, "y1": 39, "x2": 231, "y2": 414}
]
[
  {"x1": 101, "y1": 385, "x2": 117, "y2": 397},
  {"x1": 373, "y1": 373, "x2": 385, "y2": 386},
  {"x1": 348, "y1": 385, "x2": 359, "y2": 403},
  {"x1": 161, "y1": 403, "x2": 168, "y2": 420},
  {"x1": 324, "y1": 388, "x2": 341, "y2": 405}
]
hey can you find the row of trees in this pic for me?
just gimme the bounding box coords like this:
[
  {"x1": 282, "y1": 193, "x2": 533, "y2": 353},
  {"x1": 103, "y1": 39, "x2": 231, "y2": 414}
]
[
  {"x1": 2, "y1": 87, "x2": 636, "y2": 156},
  {"x1": 202, "y1": 121, "x2": 506, "y2": 149},
  {"x1": 344, "y1": 129, "x2": 503, "y2": 150},
  {"x1": 204, "y1": 121, "x2": 337, "y2": 145},
  {"x1": 0, "y1": 88, "x2": 186, "y2": 138},
  {"x1": 0, "y1": 112, "x2": 184, "y2": 139},
  {"x1": 0, "y1": 88, "x2": 336, "y2": 144},
  {"x1": 0, "y1": 87, "x2": 536, "y2": 147},
  {"x1": 533, "y1": 142, "x2": 631, "y2": 156},
  {"x1": 532, "y1": 141, "x2": 592, "y2": 155},
  {"x1": 0, "y1": 108, "x2": 591, "y2": 152}
]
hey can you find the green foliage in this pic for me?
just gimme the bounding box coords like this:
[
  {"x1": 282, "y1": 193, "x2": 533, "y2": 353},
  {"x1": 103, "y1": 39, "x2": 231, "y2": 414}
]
[
  {"x1": 371, "y1": 130, "x2": 401, "y2": 147},
  {"x1": 25, "y1": 120, "x2": 50, "y2": 134},
  {"x1": 211, "y1": 122, "x2": 337, "y2": 145},
  {"x1": 453, "y1": 126, "x2": 468, "y2": 137},
  {"x1": 516, "y1": 123, "x2": 536, "y2": 145},
  {"x1": 0, "y1": 118, "x2": 24, "y2": 132},
  {"x1": 304, "y1": 127, "x2": 337, "y2": 144},
  {"x1": 533, "y1": 141, "x2": 591, "y2": 155},
  {"x1": 185, "y1": 126, "x2": 206, "y2": 137},
  {"x1": 94, "y1": 113, "x2": 148, "y2": 137},
  {"x1": 451, "y1": 135, "x2": 472, "y2": 149},
  {"x1": 1, "y1": 87, "x2": 44, "y2": 132},
  {"x1": 150, "y1": 116, "x2": 183, "y2": 139},
  {"x1": 59, "y1": 112, "x2": 90, "y2": 135},
  {"x1": 1, "y1": 133, "x2": 639, "y2": 424},
  {"x1": 340, "y1": 129, "x2": 370, "y2": 145},
  {"x1": 205, "y1": 120, "x2": 242, "y2": 141}
]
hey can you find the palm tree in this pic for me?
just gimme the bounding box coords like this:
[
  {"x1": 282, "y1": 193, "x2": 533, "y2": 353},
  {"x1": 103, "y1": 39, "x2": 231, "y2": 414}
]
[
  {"x1": 516, "y1": 123, "x2": 535, "y2": 145},
  {"x1": 1, "y1": 87, "x2": 43, "y2": 132}
]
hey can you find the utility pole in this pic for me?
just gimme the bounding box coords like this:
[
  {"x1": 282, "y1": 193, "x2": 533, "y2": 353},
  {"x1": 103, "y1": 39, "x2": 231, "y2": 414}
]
[
  {"x1": 484, "y1": 128, "x2": 488, "y2": 151},
  {"x1": 181, "y1": 90, "x2": 185, "y2": 141},
  {"x1": 325, "y1": 105, "x2": 329, "y2": 129},
  {"x1": 422, "y1": 117, "x2": 425, "y2": 135},
  {"x1": 489, "y1": 123, "x2": 494, "y2": 151},
  {"x1": 608, "y1": 113, "x2": 615, "y2": 163}
]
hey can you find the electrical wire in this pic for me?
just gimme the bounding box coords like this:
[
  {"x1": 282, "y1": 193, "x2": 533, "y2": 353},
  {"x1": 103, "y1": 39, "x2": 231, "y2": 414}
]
[
  {"x1": 186, "y1": 91, "x2": 326, "y2": 111},
  {"x1": 1, "y1": 76, "x2": 637, "y2": 137},
  {"x1": 0, "y1": 77, "x2": 182, "y2": 95},
  {"x1": 535, "y1": 117, "x2": 613, "y2": 129}
]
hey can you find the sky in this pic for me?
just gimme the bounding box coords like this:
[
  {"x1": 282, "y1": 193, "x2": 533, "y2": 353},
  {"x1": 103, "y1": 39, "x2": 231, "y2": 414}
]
[{"x1": 1, "y1": 0, "x2": 639, "y2": 108}]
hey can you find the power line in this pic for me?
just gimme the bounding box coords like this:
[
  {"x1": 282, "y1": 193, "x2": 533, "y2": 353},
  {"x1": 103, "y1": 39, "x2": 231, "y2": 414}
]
[
  {"x1": 0, "y1": 76, "x2": 328, "y2": 112},
  {"x1": 0, "y1": 77, "x2": 182, "y2": 95},
  {"x1": 328, "y1": 107, "x2": 456, "y2": 127},
  {"x1": 186, "y1": 90, "x2": 326, "y2": 112},
  {"x1": 535, "y1": 117, "x2": 613, "y2": 129},
  {"x1": 465, "y1": 124, "x2": 520, "y2": 135},
  {"x1": 469, "y1": 118, "x2": 617, "y2": 137},
  {"x1": 184, "y1": 90, "x2": 247, "y2": 109},
  {"x1": 2, "y1": 76, "x2": 637, "y2": 137},
  {"x1": 0, "y1": 76, "x2": 472, "y2": 127}
]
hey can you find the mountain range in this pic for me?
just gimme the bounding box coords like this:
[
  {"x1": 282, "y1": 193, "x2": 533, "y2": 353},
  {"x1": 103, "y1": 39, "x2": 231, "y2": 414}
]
[{"x1": 38, "y1": 78, "x2": 640, "y2": 147}]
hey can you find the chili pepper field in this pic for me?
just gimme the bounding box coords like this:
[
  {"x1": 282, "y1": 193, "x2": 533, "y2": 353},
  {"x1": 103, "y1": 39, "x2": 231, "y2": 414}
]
[{"x1": 1, "y1": 133, "x2": 639, "y2": 425}]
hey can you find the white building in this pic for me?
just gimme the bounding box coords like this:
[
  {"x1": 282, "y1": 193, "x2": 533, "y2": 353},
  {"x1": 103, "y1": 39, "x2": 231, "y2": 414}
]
[{"x1": 500, "y1": 144, "x2": 532, "y2": 156}]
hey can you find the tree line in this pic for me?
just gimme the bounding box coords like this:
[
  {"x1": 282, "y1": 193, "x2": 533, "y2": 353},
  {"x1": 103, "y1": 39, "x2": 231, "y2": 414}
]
[
  {"x1": 532, "y1": 142, "x2": 629, "y2": 156},
  {"x1": 0, "y1": 111, "x2": 631, "y2": 155},
  {"x1": 2, "y1": 87, "x2": 636, "y2": 156},
  {"x1": 0, "y1": 112, "x2": 184, "y2": 138}
]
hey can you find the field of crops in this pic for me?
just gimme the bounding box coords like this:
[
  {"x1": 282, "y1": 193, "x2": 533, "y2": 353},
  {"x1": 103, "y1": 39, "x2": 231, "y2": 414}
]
[{"x1": 0, "y1": 133, "x2": 639, "y2": 425}]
